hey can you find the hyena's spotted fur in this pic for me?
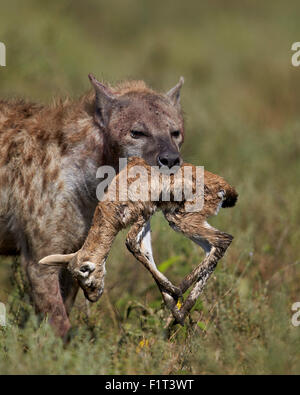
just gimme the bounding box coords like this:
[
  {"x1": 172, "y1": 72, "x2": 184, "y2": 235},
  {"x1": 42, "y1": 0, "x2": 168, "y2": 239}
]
[{"x1": 0, "y1": 75, "x2": 185, "y2": 336}]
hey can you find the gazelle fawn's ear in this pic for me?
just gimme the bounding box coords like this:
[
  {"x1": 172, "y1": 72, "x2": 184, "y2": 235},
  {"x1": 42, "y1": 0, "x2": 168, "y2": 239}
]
[
  {"x1": 88, "y1": 73, "x2": 117, "y2": 129},
  {"x1": 39, "y1": 252, "x2": 78, "y2": 267},
  {"x1": 166, "y1": 76, "x2": 184, "y2": 109}
]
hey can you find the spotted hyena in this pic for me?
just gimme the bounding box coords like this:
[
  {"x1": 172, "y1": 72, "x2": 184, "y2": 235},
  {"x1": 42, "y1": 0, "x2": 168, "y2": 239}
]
[{"x1": 0, "y1": 74, "x2": 185, "y2": 336}]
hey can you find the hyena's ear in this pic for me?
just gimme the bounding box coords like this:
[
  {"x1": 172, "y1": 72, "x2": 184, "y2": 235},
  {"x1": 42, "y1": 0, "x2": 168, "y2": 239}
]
[
  {"x1": 39, "y1": 252, "x2": 77, "y2": 267},
  {"x1": 88, "y1": 74, "x2": 117, "y2": 129},
  {"x1": 166, "y1": 76, "x2": 184, "y2": 109}
]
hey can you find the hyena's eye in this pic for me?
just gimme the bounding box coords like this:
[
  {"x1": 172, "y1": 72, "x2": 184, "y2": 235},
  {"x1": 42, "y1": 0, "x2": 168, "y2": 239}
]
[
  {"x1": 130, "y1": 130, "x2": 147, "y2": 139},
  {"x1": 171, "y1": 130, "x2": 180, "y2": 138}
]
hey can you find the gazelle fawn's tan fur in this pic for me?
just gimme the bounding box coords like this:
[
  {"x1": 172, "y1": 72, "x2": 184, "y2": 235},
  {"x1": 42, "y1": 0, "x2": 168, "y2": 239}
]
[{"x1": 40, "y1": 157, "x2": 238, "y2": 325}]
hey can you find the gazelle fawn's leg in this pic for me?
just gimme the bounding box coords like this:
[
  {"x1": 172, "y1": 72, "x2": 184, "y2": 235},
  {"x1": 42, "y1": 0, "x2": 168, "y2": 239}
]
[
  {"x1": 179, "y1": 227, "x2": 233, "y2": 293},
  {"x1": 125, "y1": 219, "x2": 182, "y2": 299},
  {"x1": 163, "y1": 245, "x2": 223, "y2": 327},
  {"x1": 178, "y1": 246, "x2": 224, "y2": 320},
  {"x1": 173, "y1": 224, "x2": 233, "y2": 323}
]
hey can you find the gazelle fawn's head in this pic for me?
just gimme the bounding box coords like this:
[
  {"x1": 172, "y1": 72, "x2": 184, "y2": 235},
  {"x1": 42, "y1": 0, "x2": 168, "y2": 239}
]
[{"x1": 39, "y1": 252, "x2": 106, "y2": 302}]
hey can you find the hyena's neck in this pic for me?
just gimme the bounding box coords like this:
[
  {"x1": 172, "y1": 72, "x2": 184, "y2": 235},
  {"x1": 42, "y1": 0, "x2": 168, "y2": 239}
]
[
  {"x1": 60, "y1": 94, "x2": 116, "y2": 169},
  {"x1": 59, "y1": 96, "x2": 119, "y2": 202},
  {"x1": 48, "y1": 95, "x2": 119, "y2": 234}
]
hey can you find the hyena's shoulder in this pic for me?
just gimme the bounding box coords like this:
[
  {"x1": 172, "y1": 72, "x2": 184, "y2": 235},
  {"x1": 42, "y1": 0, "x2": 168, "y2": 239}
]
[
  {"x1": 0, "y1": 99, "x2": 44, "y2": 131},
  {"x1": 0, "y1": 99, "x2": 49, "y2": 171}
]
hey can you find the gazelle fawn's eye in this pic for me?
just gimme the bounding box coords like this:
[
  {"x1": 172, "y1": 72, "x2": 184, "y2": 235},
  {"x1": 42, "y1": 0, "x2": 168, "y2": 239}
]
[
  {"x1": 130, "y1": 130, "x2": 147, "y2": 139},
  {"x1": 171, "y1": 130, "x2": 180, "y2": 138}
]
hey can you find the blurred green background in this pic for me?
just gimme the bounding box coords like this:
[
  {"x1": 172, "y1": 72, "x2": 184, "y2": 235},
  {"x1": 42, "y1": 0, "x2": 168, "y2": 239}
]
[{"x1": 0, "y1": 0, "x2": 300, "y2": 374}]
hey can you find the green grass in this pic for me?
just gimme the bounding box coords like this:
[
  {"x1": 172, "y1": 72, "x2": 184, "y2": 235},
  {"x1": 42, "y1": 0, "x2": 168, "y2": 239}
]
[{"x1": 1, "y1": 0, "x2": 300, "y2": 374}]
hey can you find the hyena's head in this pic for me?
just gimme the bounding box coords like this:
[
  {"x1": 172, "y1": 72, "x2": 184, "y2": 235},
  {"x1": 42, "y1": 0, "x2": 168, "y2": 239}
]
[{"x1": 89, "y1": 74, "x2": 185, "y2": 168}]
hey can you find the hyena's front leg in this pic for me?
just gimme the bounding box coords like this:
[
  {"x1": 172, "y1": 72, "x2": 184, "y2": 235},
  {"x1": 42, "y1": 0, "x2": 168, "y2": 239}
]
[
  {"x1": 25, "y1": 257, "x2": 71, "y2": 338},
  {"x1": 59, "y1": 268, "x2": 79, "y2": 316}
]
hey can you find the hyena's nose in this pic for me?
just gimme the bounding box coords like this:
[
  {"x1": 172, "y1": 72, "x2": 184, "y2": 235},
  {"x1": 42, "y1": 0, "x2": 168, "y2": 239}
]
[{"x1": 157, "y1": 153, "x2": 181, "y2": 169}]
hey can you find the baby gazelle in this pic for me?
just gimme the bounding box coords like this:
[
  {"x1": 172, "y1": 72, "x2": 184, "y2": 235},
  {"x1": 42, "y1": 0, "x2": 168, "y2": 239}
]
[{"x1": 40, "y1": 157, "x2": 237, "y2": 325}]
